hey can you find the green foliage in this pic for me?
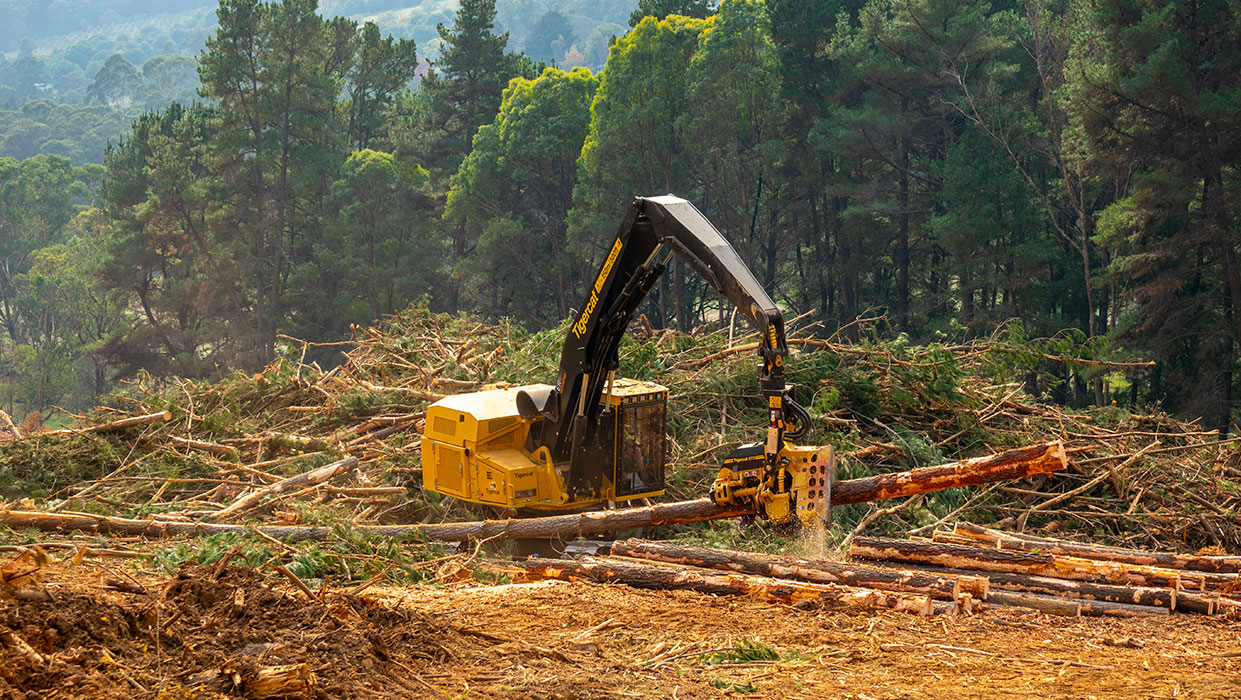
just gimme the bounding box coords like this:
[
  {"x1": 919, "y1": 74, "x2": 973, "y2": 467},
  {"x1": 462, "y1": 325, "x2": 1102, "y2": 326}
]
[
  {"x1": 0, "y1": 434, "x2": 120, "y2": 499},
  {"x1": 1, "y1": 0, "x2": 1238, "y2": 434},
  {"x1": 85, "y1": 53, "x2": 145, "y2": 108},
  {"x1": 151, "y1": 526, "x2": 448, "y2": 584},
  {"x1": 400, "y1": 0, "x2": 531, "y2": 180},
  {"x1": 1066, "y1": 0, "x2": 1241, "y2": 428},
  {"x1": 629, "y1": 0, "x2": 716, "y2": 27},
  {"x1": 711, "y1": 679, "x2": 759, "y2": 693},
  {"x1": 570, "y1": 11, "x2": 706, "y2": 289},
  {"x1": 447, "y1": 66, "x2": 599, "y2": 325},
  {"x1": 702, "y1": 639, "x2": 780, "y2": 665}
]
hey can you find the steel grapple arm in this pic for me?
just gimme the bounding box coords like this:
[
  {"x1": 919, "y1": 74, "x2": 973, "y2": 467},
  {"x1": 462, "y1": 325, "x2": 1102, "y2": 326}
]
[{"x1": 522, "y1": 195, "x2": 811, "y2": 502}]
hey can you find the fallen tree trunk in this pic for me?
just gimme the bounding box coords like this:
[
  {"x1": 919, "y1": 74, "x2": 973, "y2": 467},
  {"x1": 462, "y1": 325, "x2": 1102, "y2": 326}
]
[
  {"x1": 13, "y1": 411, "x2": 172, "y2": 440},
  {"x1": 983, "y1": 590, "x2": 1081, "y2": 617},
  {"x1": 0, "y1": 498, "x2": 750, "y2": 543},
  {"x1": 981, "y1": 590, "x2": 1167, "y2": 617},
  {"x1": 849, "y1": 536, "x2": 1232, "y2": 590},
  {"x1": 0, "y1": 442, "x2": 1069, "y2": 542},
  {"x1": 610, "y1": 538, "x2": 987, "y2": 600},
  {"x1": 863, "y1": 558, "x2": 1219, "y2": 615},
  {"x1": 954, "y1": 522, "x2": 1241, "y2": 574},
  {"x1": 832, "y1": 442, "x2": 1067, "y2": 505},
  {"x1": 522, "y1": 556, "x2": 934, "y2": 615},
  {"x1": 206, "y1": 456, "x2": 360, "y2": 522},
  {"x1": 166, "y1": 435, "x2": 239, "y2": 458}
]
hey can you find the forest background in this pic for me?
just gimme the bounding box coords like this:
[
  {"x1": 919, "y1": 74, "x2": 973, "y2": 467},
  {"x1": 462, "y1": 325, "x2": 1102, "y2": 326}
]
[{"x1": 0, "y1": 0, "x2": 1238, "y2": 433}]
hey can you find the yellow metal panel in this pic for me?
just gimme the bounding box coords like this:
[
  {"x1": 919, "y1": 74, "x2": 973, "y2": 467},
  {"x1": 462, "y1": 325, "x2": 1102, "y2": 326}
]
[
  {"x1": 423, "y1": 440, "x2": 468, "y2": 498},
  {"x1": 476, "y1": 448, "x2": 541, "y2": 506},
  {"x1": 432, "y1": 415, "x2": 457, "y2": 438}
]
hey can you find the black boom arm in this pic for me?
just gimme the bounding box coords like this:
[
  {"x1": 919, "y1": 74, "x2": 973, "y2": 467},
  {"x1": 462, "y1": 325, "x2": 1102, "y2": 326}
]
[{"x1": 518, "y1": 195, "x2": 808, "y2": 499}]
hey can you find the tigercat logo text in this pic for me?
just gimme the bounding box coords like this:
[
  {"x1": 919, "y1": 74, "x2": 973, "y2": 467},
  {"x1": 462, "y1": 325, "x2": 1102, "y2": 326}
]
[{"x1": 573, "y1": 237, "x2": 624, "y2": 338}]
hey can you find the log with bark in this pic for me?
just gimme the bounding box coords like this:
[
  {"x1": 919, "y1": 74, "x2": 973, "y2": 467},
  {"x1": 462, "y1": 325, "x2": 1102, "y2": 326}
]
[
  {"x1": 522, "y1": 556, "x2": 935, "y2": 615},
  {"x1": 8, "y1": 411, "x2": 172, "y2": 440},
  {"x1": 0, "y1": 442, "x2": 1070, "y2": 542},
  {"x1": 849, "y1": 536, "x2": 1240, "y2": 591},
  {"x1": 861, "y1": 558, "x2": 1220, "y2": 615},
  {"x1": 980, "y1": 590, "x2": 1167, "y2": 617},
  {"x1": 610, "y1": 538, "x2": 988, "y2": 600},
  {"x1": 954, "y1": 522, "x2": 1241, "y2": 574},
  {"x1": 831, "y1": 442, "x2": 1067, "y2": 505},
  {"x1": 206, "y1": 456, "x2": 360, "y2": 521},
  {"x1": 0, "y1": 498, "x2": 749, "y2": 543}
]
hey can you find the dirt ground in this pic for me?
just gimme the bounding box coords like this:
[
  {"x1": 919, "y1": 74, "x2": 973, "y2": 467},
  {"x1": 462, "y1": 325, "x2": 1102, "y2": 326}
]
[{"x1": 2, "y1": 561, "x2": 1240, "y2": 700}]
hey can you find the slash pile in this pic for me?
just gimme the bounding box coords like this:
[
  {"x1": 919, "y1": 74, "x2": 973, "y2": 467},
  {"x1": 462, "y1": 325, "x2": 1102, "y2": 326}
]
[{"x1": 0, "y1": 305, "x2": 1237, "y2": 564}]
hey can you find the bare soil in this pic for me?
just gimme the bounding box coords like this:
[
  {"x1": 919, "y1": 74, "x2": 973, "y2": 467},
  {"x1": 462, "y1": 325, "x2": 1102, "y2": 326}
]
[{"x1": 2, "y1": 561, "x2": 1240, "y2": 699}]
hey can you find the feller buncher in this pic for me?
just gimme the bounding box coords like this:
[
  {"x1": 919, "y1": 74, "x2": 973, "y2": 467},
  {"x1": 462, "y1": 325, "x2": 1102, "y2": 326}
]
[{"x1": 421, "y1": 195, "x2": 834, "y2": 526}]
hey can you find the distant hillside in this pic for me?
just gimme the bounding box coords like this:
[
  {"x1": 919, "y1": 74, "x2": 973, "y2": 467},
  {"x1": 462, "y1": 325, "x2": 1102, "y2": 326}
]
[
  {"x1": 0, "y1": 0, "x2": 635, "y2": 164},
  {"x1": 7, "y1": 0, "x2": 634, "y2": 70}
]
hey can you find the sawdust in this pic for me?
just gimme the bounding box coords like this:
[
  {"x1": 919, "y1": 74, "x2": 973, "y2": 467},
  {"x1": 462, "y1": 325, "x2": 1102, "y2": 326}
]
[
  {"x1": 3, "y1": 561, "x2": 1239, "y2": 699},
  {"x1": 374, "y1": 576, "x2": 1241, "y2": 699}
]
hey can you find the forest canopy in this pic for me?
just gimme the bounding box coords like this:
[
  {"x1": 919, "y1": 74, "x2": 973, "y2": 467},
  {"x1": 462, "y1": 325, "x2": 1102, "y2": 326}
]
[{"x1": 1, "y1": 0, "x2": 1240, "y2": 438}]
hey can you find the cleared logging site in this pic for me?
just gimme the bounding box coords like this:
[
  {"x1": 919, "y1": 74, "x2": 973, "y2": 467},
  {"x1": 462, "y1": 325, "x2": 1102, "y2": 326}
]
[{"x1": 2, "y1": 307, "x2": 1240, "y2": 699}]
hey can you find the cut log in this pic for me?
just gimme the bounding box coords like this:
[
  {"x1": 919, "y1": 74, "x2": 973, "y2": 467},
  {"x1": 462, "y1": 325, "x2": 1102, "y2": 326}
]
[
  {"x1": 954, "y1": 522, "x2": 1241, "y2": 574},
  {"x1": 206, "y1": 456, "x2": 360, "y2": 521},
  {"x1": 1077, "y1": 598, "x2": 1172, "y2": 617},
  {"x1": 522, "y1": 556, "x2": 934, "y2": 615},
  {"x1": 0, "y1": 442, "x2": 1068, "y2": 542},
  {"x1": 984, "y1": 590, "x2": 1167, "y2": 618},
  {"x1": 832, "y1": 442, "x2": 1067, "y2": 505},
  {"x1": 0, "y1": 498, "x2": 749, "y2": 543},
  {"x1": 610, "y1": 538, "x2": 988, "y2": 601},
  {"x1": 984, "y1": 590, "x2": 1081, "y2": 617},
  {"x1": 237, "y1": 663, "x2": 315, "y2": 699},
  {"x1": 862, "y1": 558, "x2": 1219, "y2": 615},
  {"x1": 167, "y1": 435, "x2": 239, "y2": 458},
  {"x1": 21, "y1": 411, "x2": 172, "y2": 439},
  {"x1": 849, "y1": 536, "x2": 1236, "y2": 590}
]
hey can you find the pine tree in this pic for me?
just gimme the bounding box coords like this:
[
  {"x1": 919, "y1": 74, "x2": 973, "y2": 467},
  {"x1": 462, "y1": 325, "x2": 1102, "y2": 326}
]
[
  {"x1": 1070, "y1": 0, "x2": 1241, "y2": 426},
  {"x1": 346, "y1": 22, "x2": 418, "y2": 151},
  {"x1": 409, "y1": 0, "x2": 524, "y2": 179}
]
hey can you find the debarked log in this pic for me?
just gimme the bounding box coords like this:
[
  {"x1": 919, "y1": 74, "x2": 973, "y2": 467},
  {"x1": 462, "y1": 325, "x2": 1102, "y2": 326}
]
[
  {"x1": 849, "y1": 536, "x2": 1238, "y2": 591},
  {"x1": 954, "y1": 522, "x2": 1241, "y2": 574},
  {"x1": 522, "y1": 556, "x2": 934, "y2": 615},
  {"x1": 610, "y1": 538, "x2": 988, "y2": 600}
]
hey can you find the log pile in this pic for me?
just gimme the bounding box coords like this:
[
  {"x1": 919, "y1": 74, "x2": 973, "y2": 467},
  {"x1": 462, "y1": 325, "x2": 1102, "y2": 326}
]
[
  {"x1": 846, "y1": 525, "x2": 1241, "y2": 617},
  {"x1": 516, "y1": 529, "x2": 1241, "y2": 619}
]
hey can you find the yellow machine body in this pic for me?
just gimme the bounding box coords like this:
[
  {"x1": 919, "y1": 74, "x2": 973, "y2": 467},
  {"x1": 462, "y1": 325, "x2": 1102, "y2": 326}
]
[
  {"x1": 711, "y1": 443, "x2": 835, "y2": 527},
  {"x1": 421, "y1": 378, "x2": 667, "y2": 510}
]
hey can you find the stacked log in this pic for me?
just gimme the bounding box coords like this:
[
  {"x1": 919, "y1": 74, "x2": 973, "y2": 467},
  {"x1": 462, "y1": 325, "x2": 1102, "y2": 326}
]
[
  {"x1": 518, "y1": 530, "x2": 1238, "y2": 619},
  {"x1": 849, "y1": 528, "x2": 1241, "y2": 617},
  {"x1": 521, "y1": 556, "x2": 936, "y2": 615},
  {"x1": 610, "y1": 538, "x2": 988, "y2": 600},
  {"x1": 848, "y1": 536, "x2": 1241, "y2": 591},
  {"x1": 952, "y1": 522, "x2": 1241, "y2": 574}
]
